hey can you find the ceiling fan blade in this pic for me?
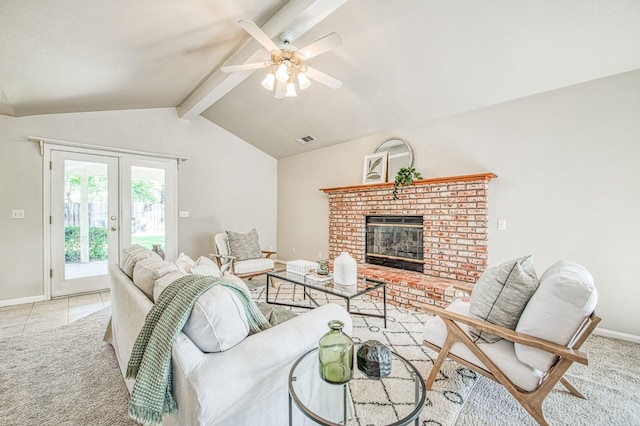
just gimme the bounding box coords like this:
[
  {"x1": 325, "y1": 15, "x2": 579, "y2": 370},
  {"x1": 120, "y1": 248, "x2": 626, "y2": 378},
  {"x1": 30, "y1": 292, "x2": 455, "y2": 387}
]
[
  {"x1": 221, "y1": 62, "x2": 270, "y2": 73},
  {"x1": 305, "y1": 66, "x2": 342, "y2": 89},
  {"x1": 238, "y1": 19, "x2": 279, "y2": 53},
  {"x1": 297, "y1": 33, "x2": 343, "y2": 60},
  {"x1": 275, "y1": 80, "x2": 286, "y2": 99}
]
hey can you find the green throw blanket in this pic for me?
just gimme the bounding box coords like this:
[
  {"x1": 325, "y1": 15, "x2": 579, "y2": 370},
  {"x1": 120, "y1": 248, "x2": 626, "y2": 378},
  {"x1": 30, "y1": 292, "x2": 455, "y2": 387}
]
[{"x1": 126, "y1": 274, "x2": 272, "y2": 426}]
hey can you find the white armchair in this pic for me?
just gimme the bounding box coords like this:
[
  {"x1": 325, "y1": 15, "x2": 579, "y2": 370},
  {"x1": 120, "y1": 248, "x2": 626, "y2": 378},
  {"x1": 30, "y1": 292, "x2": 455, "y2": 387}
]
[
  {"x1": 210, "y1": 230, "x2": 276, "y2": 280},
  {"x1": 422, "y1": 260, "x2": 600, "y2": 426}
]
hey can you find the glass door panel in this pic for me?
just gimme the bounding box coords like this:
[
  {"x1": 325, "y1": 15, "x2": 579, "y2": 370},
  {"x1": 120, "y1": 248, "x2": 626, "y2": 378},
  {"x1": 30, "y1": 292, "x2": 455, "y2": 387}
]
[
  {"x1": 120, "y1": 158, "x2": 177, "y2": 261},
  {"x1": 51, "y1": 151, "x2": 119, "y2": 296},
  {"x1": 130, "y1": 166, "x2": 166, "y2": 252}
]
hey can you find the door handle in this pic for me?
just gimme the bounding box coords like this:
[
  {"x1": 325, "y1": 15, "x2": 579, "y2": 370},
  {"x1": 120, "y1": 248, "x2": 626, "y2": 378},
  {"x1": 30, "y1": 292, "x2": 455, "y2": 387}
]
[{"x1": 110, "y1": 226, "x2": 118, "y2": 231}]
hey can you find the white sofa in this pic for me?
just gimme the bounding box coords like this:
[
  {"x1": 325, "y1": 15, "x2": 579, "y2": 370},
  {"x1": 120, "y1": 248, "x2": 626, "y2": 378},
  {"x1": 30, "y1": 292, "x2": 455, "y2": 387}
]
[{"x1": 107, "y1": 260, "x2": 352, "y2": 425}]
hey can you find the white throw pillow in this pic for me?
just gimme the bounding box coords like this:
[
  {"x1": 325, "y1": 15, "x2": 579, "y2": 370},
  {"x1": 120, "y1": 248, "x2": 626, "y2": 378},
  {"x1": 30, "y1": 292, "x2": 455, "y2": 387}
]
[
  {"x1": 190, "y1": 256, "x2": 222, "y2": 278},
  {"x1": 514, "y1": 261, "x2": 598, "y2": 372},
  {"x1": 133, "y1": 257, "x2": 177, "y2": 300},
  {"x1": 182, "y1": 283, "x2": 250, "y2": 353},
  {"x1": 121, "y1": 244, "x2": 159, "y2": 278},
  {"x1": 153, "y1": 270, "x2": 188, "y2": 302},
  {"x1": 174, "y1": 253, "x2": 197, "y2": 274}
]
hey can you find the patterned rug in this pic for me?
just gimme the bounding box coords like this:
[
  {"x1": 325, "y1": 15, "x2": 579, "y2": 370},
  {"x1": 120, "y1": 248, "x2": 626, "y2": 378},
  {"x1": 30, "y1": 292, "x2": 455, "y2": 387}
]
[{"x1": 249, "y1": 278, "x2": 479, "y2": 425}]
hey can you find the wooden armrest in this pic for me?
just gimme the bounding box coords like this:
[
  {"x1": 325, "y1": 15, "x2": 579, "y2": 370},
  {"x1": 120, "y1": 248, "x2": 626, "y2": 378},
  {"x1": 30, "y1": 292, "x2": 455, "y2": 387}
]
[
  {"x1": 261, "y1": 250, "x2": 276, "y2": 258},
  {"x1": 423, "y1": 304, "x2": 588, "y2": 365}
]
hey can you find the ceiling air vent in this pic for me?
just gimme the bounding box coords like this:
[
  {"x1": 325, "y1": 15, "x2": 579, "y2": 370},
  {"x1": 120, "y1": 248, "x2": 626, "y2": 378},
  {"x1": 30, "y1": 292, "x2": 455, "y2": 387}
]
[{"x1": 296, "y1": 135, "x2": 316, "y2": 144}]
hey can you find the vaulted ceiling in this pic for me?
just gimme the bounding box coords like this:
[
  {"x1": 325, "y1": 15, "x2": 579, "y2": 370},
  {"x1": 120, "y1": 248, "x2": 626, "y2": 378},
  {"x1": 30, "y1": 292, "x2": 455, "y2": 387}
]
[{"x1": 1, "y1": 0, "x2": 639, "y2": 158}]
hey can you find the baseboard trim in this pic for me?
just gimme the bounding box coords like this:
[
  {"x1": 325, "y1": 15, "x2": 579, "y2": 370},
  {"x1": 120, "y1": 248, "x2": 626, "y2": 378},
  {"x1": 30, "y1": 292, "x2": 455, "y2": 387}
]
[
  {"x1": 594, "y1": 328, "x2": 640, "y2": 344},
  {"x1": 0, "y1": 295, "x2": 46, "y2": 308}
]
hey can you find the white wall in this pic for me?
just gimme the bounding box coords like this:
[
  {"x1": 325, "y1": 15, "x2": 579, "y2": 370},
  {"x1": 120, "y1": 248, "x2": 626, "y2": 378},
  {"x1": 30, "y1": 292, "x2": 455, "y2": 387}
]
[
  {"x1": 0, "y1": 108, "x2": 277, "y2": 303},
  {"x1": 278, "y1": 69, "x2": 640, "y2": 336}
]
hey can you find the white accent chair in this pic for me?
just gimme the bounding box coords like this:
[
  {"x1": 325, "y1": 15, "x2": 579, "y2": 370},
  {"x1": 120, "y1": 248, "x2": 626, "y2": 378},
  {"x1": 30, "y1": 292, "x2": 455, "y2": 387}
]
[
  {"x1": 211, "y1": 232, "x2": 276, "y2": 280},
  {"x1": 422, "y1": 260, "x2": 600, "y2": 426}
]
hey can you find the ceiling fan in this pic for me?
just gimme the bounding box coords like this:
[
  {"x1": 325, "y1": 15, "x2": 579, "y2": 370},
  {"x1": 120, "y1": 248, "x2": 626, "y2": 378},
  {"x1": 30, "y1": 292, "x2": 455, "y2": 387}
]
[{"x1": 221, "y1": 20, "x2": 343, "y2": 99}]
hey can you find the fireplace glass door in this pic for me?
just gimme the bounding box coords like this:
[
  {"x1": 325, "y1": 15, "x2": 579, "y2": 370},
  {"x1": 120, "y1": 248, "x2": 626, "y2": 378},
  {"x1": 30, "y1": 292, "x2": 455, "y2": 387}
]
[{"x1": 365, "y1": 216, "x2": 424, "y2": 272}]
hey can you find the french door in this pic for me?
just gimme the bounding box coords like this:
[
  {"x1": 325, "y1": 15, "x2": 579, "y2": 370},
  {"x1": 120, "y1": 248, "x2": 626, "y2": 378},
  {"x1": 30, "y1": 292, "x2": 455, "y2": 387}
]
[{"x1": 48, "y1": 147, "x2": 177, "y2": 298}]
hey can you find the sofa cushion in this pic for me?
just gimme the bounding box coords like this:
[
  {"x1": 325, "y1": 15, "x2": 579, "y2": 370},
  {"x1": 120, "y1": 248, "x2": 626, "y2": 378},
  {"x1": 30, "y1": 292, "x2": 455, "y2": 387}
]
[
  {"x1": 190, "y1": 256, "x2": 222, "y2": 278},
  {"x1": 182, "y1": 284, "x2": 251, "y2": 353},
  {"x1": 153, "y1": 270, "x2": 188, "y2": 302},
  {"x1": 133, "y1": 257, "x2": 177, "y2": 300},
  {"x1": 515, "y1": 261, "x2": 598, "y2": 372},
  {"x1": 469, "y1": 256, "x2": 539, "y2": 343},
  {"x1": 174, "y1": 252, "x2": 197, "y2": 274},
  {"x1": 120, "y1": 244, "x2": 160, "y2": 278},
  {"x1": 226, "y1": 229, "x2": 263, "y2": 261},
  {"x1": 423, "y1": 300, "x2": 544, "y2": 392}
]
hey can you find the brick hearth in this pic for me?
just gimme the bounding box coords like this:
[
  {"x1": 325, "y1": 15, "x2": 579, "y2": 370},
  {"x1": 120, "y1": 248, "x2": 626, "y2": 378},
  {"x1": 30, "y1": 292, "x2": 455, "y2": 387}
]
[{"x1": 321, "y1": 173, "x2": 496, "y2": 309}]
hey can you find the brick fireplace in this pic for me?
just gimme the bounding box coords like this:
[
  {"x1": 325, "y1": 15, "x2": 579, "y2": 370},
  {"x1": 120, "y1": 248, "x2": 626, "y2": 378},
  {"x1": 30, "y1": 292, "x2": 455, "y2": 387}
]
[{"x1": 321, "y1": 173, "x2": 497, "y2": 309}]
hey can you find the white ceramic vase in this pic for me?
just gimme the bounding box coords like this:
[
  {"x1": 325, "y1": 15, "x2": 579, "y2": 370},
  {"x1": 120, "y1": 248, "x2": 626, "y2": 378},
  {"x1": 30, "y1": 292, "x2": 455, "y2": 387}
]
[{"x1": 334, "y1": 252, "x2": 357, "y2": 285}]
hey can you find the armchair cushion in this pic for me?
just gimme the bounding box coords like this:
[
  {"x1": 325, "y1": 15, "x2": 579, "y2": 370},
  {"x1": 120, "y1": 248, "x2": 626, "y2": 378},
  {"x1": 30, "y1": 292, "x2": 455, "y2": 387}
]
[
  {"x1": 423, "y1": 300, "x2": 544, "y2": 391},
  {"x1": 515, "y1": 261, "x2": 598, "y2": 372},
  {"x1": 233, "y1": 257, "x2": 275, "y2": 276},
  {"x1": 469, "y1": 255, "x2": 539, "y2": 343},
  {"x1": 226, "y1": 229, "x2": 263, "y2": 261}
]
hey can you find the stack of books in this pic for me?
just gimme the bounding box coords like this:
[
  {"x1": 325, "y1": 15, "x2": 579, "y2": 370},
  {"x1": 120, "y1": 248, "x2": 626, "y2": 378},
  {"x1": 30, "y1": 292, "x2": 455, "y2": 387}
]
[{"x1": 305, "y1": 272, "x2": 333, "y2": 283}]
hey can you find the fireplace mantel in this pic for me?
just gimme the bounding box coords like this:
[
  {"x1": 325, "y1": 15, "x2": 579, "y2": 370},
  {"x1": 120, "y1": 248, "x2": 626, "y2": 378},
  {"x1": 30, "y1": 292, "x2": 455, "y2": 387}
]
[{"x1": 320, "y1": 173, "x2": 497, "y2": 194}]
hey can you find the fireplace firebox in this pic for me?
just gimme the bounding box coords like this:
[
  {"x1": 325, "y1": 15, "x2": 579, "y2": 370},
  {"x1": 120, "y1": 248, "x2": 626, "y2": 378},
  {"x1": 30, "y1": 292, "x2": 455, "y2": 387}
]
[{"x1": 365, "y1": 215, "x2": 424, "y2": 272}]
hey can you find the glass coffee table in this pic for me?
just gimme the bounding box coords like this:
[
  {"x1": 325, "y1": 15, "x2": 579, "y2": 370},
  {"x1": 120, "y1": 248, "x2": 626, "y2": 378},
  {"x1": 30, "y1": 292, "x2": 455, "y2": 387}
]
[
  {"x1": 288, "y1": 348, "x2": 426, "y2": 426},
  {"x1": 266, "y1": 270, "x2": 387, "y2": 327}
]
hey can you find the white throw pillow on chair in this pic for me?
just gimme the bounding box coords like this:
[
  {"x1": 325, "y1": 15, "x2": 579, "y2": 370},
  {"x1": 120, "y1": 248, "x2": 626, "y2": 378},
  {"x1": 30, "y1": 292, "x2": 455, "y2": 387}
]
[{"x1": 514, "y1": 260, "x2": 598, "y2": 372}]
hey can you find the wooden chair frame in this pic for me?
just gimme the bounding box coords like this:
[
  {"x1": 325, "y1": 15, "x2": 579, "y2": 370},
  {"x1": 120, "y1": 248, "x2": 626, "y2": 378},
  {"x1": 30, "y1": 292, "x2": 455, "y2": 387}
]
[
  {"x1": 422, "y1": 302, "x2": 601, "y2": 426},
  {"x1": 209, "y1": 250, "x2": 276, "y2": 280}
]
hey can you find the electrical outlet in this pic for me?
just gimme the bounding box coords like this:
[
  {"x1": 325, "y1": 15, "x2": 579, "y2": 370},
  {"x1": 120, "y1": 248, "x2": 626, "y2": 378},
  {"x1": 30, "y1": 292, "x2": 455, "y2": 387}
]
[
  {"x1": 292, "y1": 248, "x2": 296, "y2": 255},
  {"x1": 11, "y1": 209, "x2": 25, "y2": 219}
]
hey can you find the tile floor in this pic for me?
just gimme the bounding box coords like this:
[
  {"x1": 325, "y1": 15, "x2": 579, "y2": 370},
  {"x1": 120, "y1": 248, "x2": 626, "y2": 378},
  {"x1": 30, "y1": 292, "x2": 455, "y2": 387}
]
[{"x1": 0, "y1": 291, "x2": 110, "y2": 339}]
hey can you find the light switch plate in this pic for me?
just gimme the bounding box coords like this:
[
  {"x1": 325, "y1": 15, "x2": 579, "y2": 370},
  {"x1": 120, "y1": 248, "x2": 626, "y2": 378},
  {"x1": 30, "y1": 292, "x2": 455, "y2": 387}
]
[
  {"x1": 497, "y1": 218, "x2": 507, "y2": 230},
  {"x1": 12, "y1": 209, "x2": 25, "y2": 219},
  {"x1": 179, "y1": 211, "x2": 190, "y2": 218}
]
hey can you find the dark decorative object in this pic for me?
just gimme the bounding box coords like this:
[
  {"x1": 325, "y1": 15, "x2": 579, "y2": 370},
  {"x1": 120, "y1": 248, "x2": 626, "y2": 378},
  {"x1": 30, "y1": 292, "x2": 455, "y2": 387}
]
[
  {"x1": 152, "y1": 244, "x2": 165, "y2": 260},
  {"x1": 357, "y1": 340, "x2": 392, "y2": 379},
  {"x1": 318, "y1": 320, "x2": 354, "y2": 384}
]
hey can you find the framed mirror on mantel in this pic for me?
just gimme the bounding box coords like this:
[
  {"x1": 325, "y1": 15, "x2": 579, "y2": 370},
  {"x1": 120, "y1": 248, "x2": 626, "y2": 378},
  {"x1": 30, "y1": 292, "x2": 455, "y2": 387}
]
[{"x1": 374, "y1": 137, "x2": 414, "y2": 180}]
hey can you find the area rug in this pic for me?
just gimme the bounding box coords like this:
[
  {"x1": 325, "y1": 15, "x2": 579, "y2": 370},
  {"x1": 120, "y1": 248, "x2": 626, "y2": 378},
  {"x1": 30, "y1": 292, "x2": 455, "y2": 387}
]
[
  {"x1": 250, "y1": 279, "x2": 479, "y2": 425},
  {"x1": 0, "y1": 308, "x2": 136, "y2": 426}
]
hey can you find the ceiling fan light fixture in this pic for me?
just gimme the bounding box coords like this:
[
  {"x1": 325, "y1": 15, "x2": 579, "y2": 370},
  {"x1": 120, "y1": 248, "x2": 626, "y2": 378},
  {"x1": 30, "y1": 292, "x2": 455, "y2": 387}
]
[
  {"x1": 285, "y1": 80, "x2": 297, "y2": 97},
  {"x1": 297, "y1": 71, "x2": 311, "y2": 90},
  {"x1": 261, "y1": 71, "x2": 275, "y2": 90},
  {"x1": 275, "y1": 63, "x2": 289, "y2": 83}
]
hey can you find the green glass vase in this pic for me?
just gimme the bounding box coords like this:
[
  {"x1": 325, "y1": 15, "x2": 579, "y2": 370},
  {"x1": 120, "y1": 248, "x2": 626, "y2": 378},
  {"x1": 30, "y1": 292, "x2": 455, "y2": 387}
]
[{"x1": 318, "y1": 320, "x2": 354, "y2": 384}]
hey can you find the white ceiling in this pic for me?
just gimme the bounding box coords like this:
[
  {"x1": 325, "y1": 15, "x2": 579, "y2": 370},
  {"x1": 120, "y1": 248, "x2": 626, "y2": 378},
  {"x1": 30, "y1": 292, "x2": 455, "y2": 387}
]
[{"x1": 1, "y1": 0, "x2": 640, "y2": 158}]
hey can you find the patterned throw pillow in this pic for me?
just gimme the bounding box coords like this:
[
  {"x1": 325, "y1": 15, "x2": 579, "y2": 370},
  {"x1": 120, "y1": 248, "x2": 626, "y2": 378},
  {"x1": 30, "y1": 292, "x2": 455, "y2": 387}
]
[
  {"x1": 469, "y1": 255, "x2": 539, "y2": 343},
  {"x1": 226, "y1": 229, "x2": 263, "y2": 261}
]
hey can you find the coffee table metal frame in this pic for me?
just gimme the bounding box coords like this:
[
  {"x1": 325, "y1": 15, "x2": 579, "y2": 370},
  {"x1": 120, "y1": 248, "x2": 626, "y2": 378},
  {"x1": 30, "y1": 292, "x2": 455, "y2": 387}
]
[
  {"x1": 266, "y1": 270, "x2": 387, "y2": 328},
  {"x1": 288, "y1": 347, "x2": 426, "y2": 426}
]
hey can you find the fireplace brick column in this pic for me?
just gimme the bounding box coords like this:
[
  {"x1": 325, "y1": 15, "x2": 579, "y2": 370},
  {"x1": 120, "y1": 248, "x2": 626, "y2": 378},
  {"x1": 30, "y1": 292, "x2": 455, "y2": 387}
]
[{"x1": 321, "y1": 173, "x2": 496, "y2": 283}]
